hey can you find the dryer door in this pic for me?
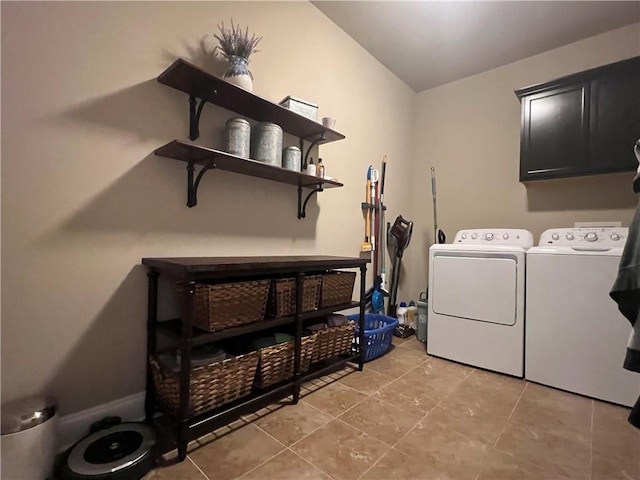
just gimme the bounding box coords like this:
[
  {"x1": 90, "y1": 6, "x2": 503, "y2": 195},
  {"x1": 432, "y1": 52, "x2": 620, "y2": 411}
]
[{"x1": 431, "y1": 255, "x2": 517, "y2": 325}]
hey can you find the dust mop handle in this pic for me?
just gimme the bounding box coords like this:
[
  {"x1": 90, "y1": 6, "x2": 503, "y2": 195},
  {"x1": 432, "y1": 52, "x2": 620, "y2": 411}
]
[{"x1": 431, "y1": 167, "x2": 438, "y2": 237}]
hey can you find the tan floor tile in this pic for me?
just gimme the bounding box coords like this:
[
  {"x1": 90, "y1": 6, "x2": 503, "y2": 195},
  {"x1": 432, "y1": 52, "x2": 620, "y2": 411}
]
[
  {"x1": 337, "y1": 368, "x2": 395, "y2": 395},
  {"x1": 367, "y1": 347, "x2": 427, "y2": 377},
  {"x1": 592, "y1": 401, "x2": 640, "y2": 480},
  {"x1": 377, "y1": 357, "x2": 471, "y2": 408},
  {"x1": 510, "y1": 383, "x2": 592, "y2": 435},
  {"x1": 361, "y1": 447, "x2": 443, "y2": 480},
  {"x1": 424, "y1": 370, "x2": 523, "y2": 445},
  {"x1": 302, "y1": 381, "x2": 368, "y2": 416},
  {"x1": 399, "y1": 337, "x2": 428, "y2": 355},
  {"x1": 392, "y1": 336, "x2": 411, "y2": 346},
  {"x1": 252, "y1": 401, "x2": 333, "y2": 446},
  {"x1": 395, "y1": 421, "x2": 489, "y2": 479},
  {"x1": 374, "y1": 374, "x2": 441, "y2": 416},
  {"x1": 189, "y1": 423, "x2": 284, "y2": 480},
  {"x1": 592, "y1": 449, "x2": 640, "y2": 480},
  {"x1": 290, "y1": 419, "x2": 390, "y2": 480},
  {"x1": 494, "y1": 421, "x2": 590, "y2": 478},
  {"x1": 241, "y1": 449, "x2": 331, "y2": 480},
  {"x1": 478, "y1": 448, "x2": 587, "y2": 480},
  {"x1": 425, "y1": 403, "x2": 509, "y2": 446},
  {"x1": 464, "y1": 368, "x2": 526, "y2": 399},
  {"x1": 339, "y1": 396, "x2": 424, "y2": 446},
  {"x1": 144, "y1": 456, "x2": 206, "y2": 480}
]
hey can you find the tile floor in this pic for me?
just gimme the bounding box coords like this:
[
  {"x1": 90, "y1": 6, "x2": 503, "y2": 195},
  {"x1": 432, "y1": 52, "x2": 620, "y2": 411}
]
[{"x1": 145, "y1": 336, "x2": 640, "y2": 480}]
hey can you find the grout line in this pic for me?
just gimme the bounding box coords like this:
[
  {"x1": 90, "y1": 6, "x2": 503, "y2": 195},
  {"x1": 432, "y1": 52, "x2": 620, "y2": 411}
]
[
  {"x1": 356, "y1": 364, "x2": 474, "y2": 480},
  {"x1": 287, "y1": 446, "x2": 338, "y2": 480},
  {"x1": 187, "y1": 455, "x2": 211, "y2": 480},
  {"x1": 490, "y1": 380, "x2": 530, "y2": 451},
  {"x1": 235, "y1": 446, "x2": 288, "y2": 480},
  {"x1": 507, "y1": 381, "x2": 528, "y2": 421}
]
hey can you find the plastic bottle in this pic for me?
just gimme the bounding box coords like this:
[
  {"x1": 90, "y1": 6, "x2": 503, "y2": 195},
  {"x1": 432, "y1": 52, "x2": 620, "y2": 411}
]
[
  {"x1": 306, "y1": 157, "x2": 316, "y2": 176},
  {"x1": 407, "y1": 301, "x2": 418, "y2": 330},
  {"x1": 316, "y1": 158, "x2": 325, "y2": 178},
  {"x1": 396, "y1": 301, "x2": 408, "y2": 325}
]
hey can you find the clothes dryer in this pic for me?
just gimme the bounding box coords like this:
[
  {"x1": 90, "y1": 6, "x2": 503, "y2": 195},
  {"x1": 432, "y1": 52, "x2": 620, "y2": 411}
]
[
  {"x1": 526, "y1": 227, "x2": 640, "y2": 406},
  {"x1": 427, "y1": 229, "x2": 533, "y2": 376}
]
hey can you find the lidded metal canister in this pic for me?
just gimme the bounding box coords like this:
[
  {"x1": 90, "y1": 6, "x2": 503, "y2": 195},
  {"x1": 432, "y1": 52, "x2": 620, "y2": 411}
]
[
  {"x1": 225, "y1": 118, "x2": 251, "y2": 158},
  {"x1": 251, "y1": 122, "x2": 283, "y2": 167},
  {"x1": 282, "y1": 146, "x2": 302, "y2": 171}
]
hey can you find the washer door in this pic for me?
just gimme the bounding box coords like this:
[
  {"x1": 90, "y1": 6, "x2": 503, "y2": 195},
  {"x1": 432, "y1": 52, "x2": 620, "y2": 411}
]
[{"x1": 432, "y1": 255, "x2": 517, "y2": 325}]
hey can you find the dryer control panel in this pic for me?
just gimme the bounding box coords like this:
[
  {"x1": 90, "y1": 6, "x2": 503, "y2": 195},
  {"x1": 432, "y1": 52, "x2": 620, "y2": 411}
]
[
  {"x1": 453, "y1": 229, "x2": 534, "y2": 248},
  {"x1": 539, "y1": 227, "x2": 628, "y2": 247}
]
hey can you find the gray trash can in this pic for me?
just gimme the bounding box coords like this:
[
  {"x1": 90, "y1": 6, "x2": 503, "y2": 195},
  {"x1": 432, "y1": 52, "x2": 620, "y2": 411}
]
[
  {"x1": 417, "y1": 291, "x2": 428, "y2": 343},
  {"x1": 1, "y1": 395, "x2": 58, "y2": 480}
]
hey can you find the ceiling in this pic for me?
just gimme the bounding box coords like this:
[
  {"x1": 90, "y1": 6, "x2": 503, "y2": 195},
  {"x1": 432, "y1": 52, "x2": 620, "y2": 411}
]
[{"x1": 312, "y1": 1, "x2": 640, "y2": 92}]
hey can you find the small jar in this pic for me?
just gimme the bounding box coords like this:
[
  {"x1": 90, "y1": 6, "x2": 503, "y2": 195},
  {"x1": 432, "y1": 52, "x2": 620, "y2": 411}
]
[
  {"x1": 251, "y1": 122, "x2": 283, "y2": 167},
  {"x1": 282, "y1": 146, "x2": 302, "y2": 171},
  {"x1": 224, "y1": 118, "x2": 250, "y2": 158}
]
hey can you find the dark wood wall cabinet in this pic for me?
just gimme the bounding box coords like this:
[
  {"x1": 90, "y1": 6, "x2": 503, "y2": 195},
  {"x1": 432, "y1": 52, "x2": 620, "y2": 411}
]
[
  {"x1": 142, "y1": 256, "x2": 367, "y2": 461},
  {"x1": 155, "y1": 59, "x2": 346, "y2": 217},
  {"x1": 515, "y1": 56, "x2": 640, "y2": 181}
]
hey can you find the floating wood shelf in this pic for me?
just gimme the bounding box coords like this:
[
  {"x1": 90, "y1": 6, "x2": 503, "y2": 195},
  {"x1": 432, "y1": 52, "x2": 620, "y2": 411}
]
[{"x1": 157, "y1": 58, "x2": 345, "y2": 144}]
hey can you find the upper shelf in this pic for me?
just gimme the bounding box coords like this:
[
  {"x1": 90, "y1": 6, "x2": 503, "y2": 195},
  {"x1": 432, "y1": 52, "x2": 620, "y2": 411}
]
[{"x1": 158, "y1": 58, "x2": 345, "y2": 144}]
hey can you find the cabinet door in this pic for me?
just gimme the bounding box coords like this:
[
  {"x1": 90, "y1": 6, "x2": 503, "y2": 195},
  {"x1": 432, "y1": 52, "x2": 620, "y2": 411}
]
[
  {"x1": 589, "y1": 62, "x2": 640, "y2": 174},
  {"x1": 520, "y1": 83, "x2": 590, "y2": 181}
]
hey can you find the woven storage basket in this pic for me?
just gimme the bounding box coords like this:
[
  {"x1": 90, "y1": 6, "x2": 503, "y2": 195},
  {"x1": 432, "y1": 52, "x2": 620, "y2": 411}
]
[
  {"x1": 320, "y1": 271, "x2": 357, "y2": 308},
  {"x1": 150, "y1": 351, "x2": 259, "y2": 417},
  {"x1": 311, "y1": 322, "x2": 355, "y2": 363},
  {"x1": 254, "y1": 335, "x2": 316, "y2": 388},
  {"x1": 268, "y1": 275, "x2": 322, "y2": 317},
  {"x1": 190, "y1": 280, "x2": 270, "y2": 332}
]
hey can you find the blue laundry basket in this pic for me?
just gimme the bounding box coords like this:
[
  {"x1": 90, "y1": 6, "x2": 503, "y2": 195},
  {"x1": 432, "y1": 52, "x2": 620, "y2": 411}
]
[{"x1": 347, "y1": 313, "x2": 399, "y2": 362}]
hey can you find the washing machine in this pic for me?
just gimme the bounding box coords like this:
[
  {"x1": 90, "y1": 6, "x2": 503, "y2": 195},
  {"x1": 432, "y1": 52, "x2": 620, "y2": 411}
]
[
  {"x1": 427, "y1": 229, "x2": 533, "y2": 377},
  {"x1": 526, "y1": 227, "x2": 640, "y2": 406}
]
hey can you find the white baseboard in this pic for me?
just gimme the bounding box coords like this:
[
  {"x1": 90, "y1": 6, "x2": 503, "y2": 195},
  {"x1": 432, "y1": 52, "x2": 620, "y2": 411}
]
[{"x1": 57, "y1": 392, "x2": 145, "y2": 453}]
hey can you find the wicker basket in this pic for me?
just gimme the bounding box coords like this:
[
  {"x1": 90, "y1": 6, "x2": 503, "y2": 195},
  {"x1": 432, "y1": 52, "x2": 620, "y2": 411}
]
[
  {"x1": 312, "y1": 322, "x2": 355, "y2": 363},
  {"x1": 320, "y1": 271, "x2": 357, "y2": 308},
  {"x1": 254, "y1": 335, "x2": 316, "y2": 388},
  {"x1": 189, "y1": 280, "x2": 270, "y2": 332},
  {"x1": 150, "y1": 351, "x2": 259, "y2": 417},
  {"x1": 268, "y1": 275, "x2": 322, "y2": 317}
]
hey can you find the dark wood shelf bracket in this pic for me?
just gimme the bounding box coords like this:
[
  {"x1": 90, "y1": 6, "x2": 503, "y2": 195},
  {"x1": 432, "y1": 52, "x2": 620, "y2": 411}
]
[
  {"x1": 186, "y1": 161, "x2": 215, "y2": 208},
  {"x1": 298, "y1": 184, "x2": 323, "y2": 219},
  {"x1": 300, "y1": 135, "x2": 325, "y2": 170},
  {"x1": 188, "y1": 95, "x2": 208, "y2": 141}
]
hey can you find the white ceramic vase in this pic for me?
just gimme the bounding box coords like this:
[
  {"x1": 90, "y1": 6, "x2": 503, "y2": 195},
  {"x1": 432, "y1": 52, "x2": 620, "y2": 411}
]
[{"x1": 224, "y1": 55, "x2": 253, "y2": 92}]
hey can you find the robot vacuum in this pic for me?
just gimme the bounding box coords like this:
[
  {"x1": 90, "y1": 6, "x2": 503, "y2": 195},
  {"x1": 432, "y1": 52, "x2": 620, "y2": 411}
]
[{"x1": 63, "y1": 422, "x2": 156, "y2": 480}]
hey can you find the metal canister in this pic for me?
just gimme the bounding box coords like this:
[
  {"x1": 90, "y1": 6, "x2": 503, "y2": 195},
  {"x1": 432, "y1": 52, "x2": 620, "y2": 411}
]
[
  {"x1": 282, "y1": 146, "x2": 302, "y2": 171},
  {"x1": 225, "y1": 118, "x2": 251, "y2": 158},
  {"x1": 251, "y1": 122, "x2": 283, "y2": 167}
]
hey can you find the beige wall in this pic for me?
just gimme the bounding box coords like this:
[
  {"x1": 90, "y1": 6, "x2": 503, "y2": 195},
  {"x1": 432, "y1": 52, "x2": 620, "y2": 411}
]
[
  {"x1": 405, "y1": 23, "x2": 640, "y2": 300},
  {"x1": 1, "y1": 2, "x2": 416, "y2": 414}
]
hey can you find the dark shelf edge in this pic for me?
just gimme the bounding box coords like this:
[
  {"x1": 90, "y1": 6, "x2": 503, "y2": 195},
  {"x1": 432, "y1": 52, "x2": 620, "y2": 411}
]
[
  {"x1": 154, "y1": 140, "x2": 343, "y2": 190},
  {"x1": 156, "y1": 301, "x2": 359, "y2": 344},
  {"x1": 157, "y1": 58, "x2": 346, "y2": 144},
  {"x1": 157, "y1": 316, "x2": 297, "y2": 345},
  {"x1": 301, "y1": 301, "x2": 360, "y2": 320},
  {"x1": 299, "y1": 353, "x2": 360, "y2": 383}
]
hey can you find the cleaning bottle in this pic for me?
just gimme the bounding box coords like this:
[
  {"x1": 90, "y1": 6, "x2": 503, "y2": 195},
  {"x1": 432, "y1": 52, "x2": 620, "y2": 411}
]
[
  {"x1": 408, "y1": 301, "x2": 418, "y2": 330},
  {"x1": 396, "y1": 302, "x2": 408, "y2": 325},
  {"x1": 306, "y1": 157, "x2": 316, "y2": 176},
  {"x1": 316, "y1": 158, "x2": 325, "y2": 178}
]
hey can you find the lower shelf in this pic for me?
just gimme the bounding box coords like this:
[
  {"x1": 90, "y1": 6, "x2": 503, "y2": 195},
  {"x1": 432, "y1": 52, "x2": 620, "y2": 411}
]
[{"x1": 151, "y1": 352, "x2": 360, "y2": 454}]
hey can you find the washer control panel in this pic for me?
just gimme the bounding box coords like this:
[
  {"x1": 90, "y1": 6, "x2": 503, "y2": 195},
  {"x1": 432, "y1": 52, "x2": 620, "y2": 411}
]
[
  {"x1": 539, "y1": 227, "x2": 628, "y2": 247},
  {"x1": 454, "y1": 229, "x2": 534, "y2": 248}
]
